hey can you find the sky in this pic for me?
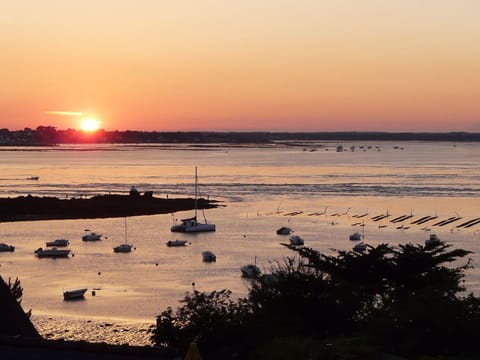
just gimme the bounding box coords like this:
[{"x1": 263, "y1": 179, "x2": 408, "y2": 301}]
[{"x1": 1, "y1": 0, "x2": 479, "y2": 132}]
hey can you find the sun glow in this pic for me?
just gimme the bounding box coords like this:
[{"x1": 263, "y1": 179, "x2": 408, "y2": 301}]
[{"x1": 80, "y1": 117, "x2": 100, "y2": 132}]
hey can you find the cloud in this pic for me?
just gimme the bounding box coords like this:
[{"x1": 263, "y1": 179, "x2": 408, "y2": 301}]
[{"x1": 45, "y1": 111, "x2": 83, "y2": 116}]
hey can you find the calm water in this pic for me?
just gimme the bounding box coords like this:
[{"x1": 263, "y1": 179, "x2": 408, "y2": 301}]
[{"x1": 1, "y1": 141, "x2": 479, "y2": 345}]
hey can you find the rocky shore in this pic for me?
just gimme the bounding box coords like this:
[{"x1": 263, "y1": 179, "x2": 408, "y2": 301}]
[{"x1": 0, "y1": 192, "x2": 219, "y2": 222}]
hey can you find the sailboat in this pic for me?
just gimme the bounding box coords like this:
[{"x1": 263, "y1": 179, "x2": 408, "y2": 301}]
[
  {"x1": 171, "y1": 167, "x2": 216, "y2": 233},
  {"x1": 113, "y1": 218, "x2": 134, "y2": 253}
]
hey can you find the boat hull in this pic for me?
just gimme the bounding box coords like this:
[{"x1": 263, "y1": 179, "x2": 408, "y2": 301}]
[
  {"x1": 63, "y1": 288, "x2": 87, "y2": 300},
  {"x1": 35, "y1": 247, "x2": 71, "y2": 258}
]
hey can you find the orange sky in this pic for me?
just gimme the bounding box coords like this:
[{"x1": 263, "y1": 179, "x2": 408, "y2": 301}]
[{"x1": 1, "y1": 1, "x2": 479, "y2": 132}]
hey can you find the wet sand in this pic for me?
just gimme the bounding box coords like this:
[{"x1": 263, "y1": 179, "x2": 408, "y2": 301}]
[{"x1": 31, "y1": 315, "x2": 153, "y2": 346}]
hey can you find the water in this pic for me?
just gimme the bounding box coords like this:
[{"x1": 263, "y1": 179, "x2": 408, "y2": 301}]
[{"x1": 1, "y1": 141, "x2": 479, "y2": 345}]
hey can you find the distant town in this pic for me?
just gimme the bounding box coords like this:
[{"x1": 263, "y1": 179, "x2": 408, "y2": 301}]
[{"x1": 1, "y1": 126, "x2": 479, "y2": 146}]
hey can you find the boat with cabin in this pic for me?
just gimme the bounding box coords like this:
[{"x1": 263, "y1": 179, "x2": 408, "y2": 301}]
[
  {"x1": 202, "y1": 250, "x2": 217, "y2": 262},
  {"x1": 82, "y1": 230, "x2": 102, "y2": 241},
  {"x1": 276, "y1": 226, "x2": 292, "y2": 235},
  {"x1": 353, "y1": 242, "x2": 367, "y2": 252},
  {"x1": 241, "y1": 264, "x2": 261, "y2": 279},
  {"x1": 425, "y1": 233, "x2": 441, "y2": 247},
  {"x1": 289, "y1": 235, "x2": 304, "y2": 246},
  {"x1": 35, "y1": 247, "x2": 71, "y2": 258},
  {"x1": 63, "y1": 288, "x2": 87, "y2": 300},
  {"x1": 0, "y1": 243, "x2": 15, "y2": 252},
  {"x1": 349, "y1": 232, "x2": 362, "y2": 241},
  {"x1": 46, "y1": 239, "x2": 69, "y2": 247},
  {"x1": 171, "y1": 167, "x2": 216, "y2": 233},
  {"x1": 113, "y1": 218, "x2": 134, "y2": 253}
]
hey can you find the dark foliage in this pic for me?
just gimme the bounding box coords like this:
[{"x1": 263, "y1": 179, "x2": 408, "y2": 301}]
[
  {"x1": 150, "y1": 289, "x2": 255, "y2": 358},
  {"x1": 7, "y1": 276, "x2": 31, "y2": 318},
  {"x1": 150, "y1": 241, "x2": 480, "y2": 359}
]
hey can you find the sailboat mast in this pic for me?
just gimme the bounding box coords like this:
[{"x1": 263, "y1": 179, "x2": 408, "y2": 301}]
[
  {"x1": 194, "y1": 166, "x2": 198, "y2": 219},
  {"x1": 124, "y1": 217, "x2": 127, "y2": 244}
]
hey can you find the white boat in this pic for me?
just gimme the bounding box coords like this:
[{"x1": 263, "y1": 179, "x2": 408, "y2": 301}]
[
  {"x1": 425, "y1": 233, "x2": 441, "y2": 247},
  {"x1": 63, "y1": 288, "x2": 87, "y2": 300},
  {"x1": 289, "y1": 235, "x2": 304, "y2": 246},
  {"x1": 276, "y1": 226, "x2": 292, "y2": 235},
  {"x1": 166, "y1": 239, "x2": 189, "y2": 247},
  {"x1": 349, "y1": 232, "x2": 362, "y2": 241},
  {"x1": 353, "y1": 242, "x2": 367, "y2": 252},
  {"x1": 82, "y1": 230, "x2": 102, "y2": 241},
  {"x1": 46, "y1": 239, "x2": 69, "y2": 247},
  {"x1": 202, "y1": 250, "x2": 216, "y2": 262},
  {"x1": 0, "y1": 243, "x2": 15, "y2": 252},
  {"x1": 113, "y1": 218, "x2": 134, "y2": 253},
  {"x1": 171, "y1": 167, "x2": 216, "y2": 233},
  {"x1": 35, "y1": 247, "x2": 71, "y2": 258}
]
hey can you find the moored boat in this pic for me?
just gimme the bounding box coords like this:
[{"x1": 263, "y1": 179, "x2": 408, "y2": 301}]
[
  {"x1": 166, "y1": 239, "x2": 189, "y2": 247},
  {"x1": 170, "y1": 167, "x2": 216, "y2": 233},
  {"x1": 46, "y1": 239, "x2": 69, "y2": 247},
  {"x1": 202, "y1": 250, "x2": 216, "y2": 262},
  {"x1": 113, "y1": 218, "x2": 134, "y2": 253},
  {"x1": 425, "y1": 233, "x2": 441, "y2": 247},
  {"x1": 289, "y1": 235, "x2": 304, "y2": 246},
  {"x1": 0, "y1": 243, "x2": 15, "y2": 252},
  {"x1": 113, "y1": 243, "x2": 134, "y2": 253},
  {"x1": 349, "y1": 232, "x2": 362, "y2": 241},
  {"x1": 241, "y1": 264, "x2": 261, "y2": 279},
  {"x1": 353, "y1": 242, "x2": 367, "y2": 252},
  {"x1": 82, "y1": 230, "x2": 102, "y2": 241},
  {"x1": 276, "y1": 226, "x2": 292, "y2": 235},
  {"x1": 35, "y1": 247, "x2": 71, "y2": 258},
  {"x1": 63, "y1": 288, "x2": 87, "y2": 300}
]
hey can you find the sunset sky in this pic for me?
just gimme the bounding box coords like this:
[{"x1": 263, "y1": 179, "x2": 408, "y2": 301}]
[{"x1": 1, "y1": 1, "x2": 479, "y2": 132}]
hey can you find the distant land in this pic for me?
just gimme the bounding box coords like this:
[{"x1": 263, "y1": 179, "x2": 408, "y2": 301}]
[
  {"x1": 0, "y1": 193, "x2": 219, "y2": 222},
  {"x1": 1, "y1": 126, "x2": 479, "y2": 146}
]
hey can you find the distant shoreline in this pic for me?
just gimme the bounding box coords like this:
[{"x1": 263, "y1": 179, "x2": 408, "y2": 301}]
[
  {"x1": 0, "y1": 193, "x2": 219, "y2": 222},
  {"x1": 1, "y1": 128, "x2": 480, "y2": 146}
]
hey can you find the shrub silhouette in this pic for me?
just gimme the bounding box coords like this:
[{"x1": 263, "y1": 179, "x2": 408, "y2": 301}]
[{"x1": 151, "y1": 241, "x2": 479, "y2": 358}]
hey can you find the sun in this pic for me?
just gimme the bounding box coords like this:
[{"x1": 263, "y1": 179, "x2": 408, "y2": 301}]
[{"x1": 80, "y1": 117, "x2": 100, "y2": 132}]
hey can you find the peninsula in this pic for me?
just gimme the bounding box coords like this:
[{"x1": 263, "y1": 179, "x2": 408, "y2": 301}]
[{"x1": 0, "y1": 193, "x2": 219, "y2": 222}]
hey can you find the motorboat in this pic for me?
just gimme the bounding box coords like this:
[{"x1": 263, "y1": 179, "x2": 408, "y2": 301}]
[
  {"x1": 202, "y1": 250, "x2": 217, "y2": 262},
  {"x1": 113, "y1": 243, "x2": 134, "y2": 253},
  {"x1": 349, "y1": 232, "x2": 362, "y2": 241},
  {"x1": 0, "y1": 243, "x2": 15, "y2": 252},
  {"x1": 113, "y1": 218, "x2": 134, "y2": 253},
  {"x1": 82, "y1": 230, "x2": 102, "y2": 241},
  {"x1": 241, "y1": 264, "x2": 261, "y2": 279},
  {"x1": 425, "y1": 233, "x2": 441, "y2": 247},
  {"x1": 353, "y1": 242, "x2": 367, "y2": 252},
  {"x1": 46, "y1": 239, "x2": 69, "y2": 247},
  {"x1": 276, "y1": 226, "x2": 292, "y2": 235},
  {"x1": 166, "y1": 239, "x2": 189, "y2": 247},
  {"x1": 26, "y1": 176, "x2": 39, "y2": 180},
  {"x1": 171, "y1": 167, "x2": 216, "y2": 233},
  {"x1": 289, "y1": 235, "x2": 304, "y2": 246},
  {"x1": 35, "y1": 247, "x2": 71, "y2": 258},
  {"x1": 63, "y1": 288, "x2": 87, "y2": 300}
]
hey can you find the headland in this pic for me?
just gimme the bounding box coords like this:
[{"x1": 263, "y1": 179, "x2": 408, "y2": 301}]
[{"x1": 0, "y1": 192, "x2": 219, "y2": 222}]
